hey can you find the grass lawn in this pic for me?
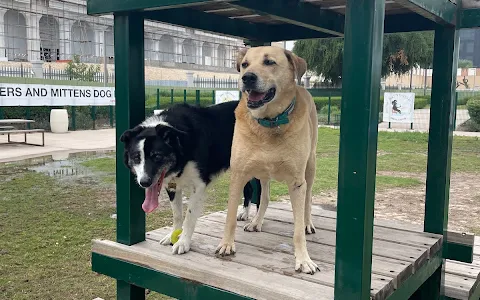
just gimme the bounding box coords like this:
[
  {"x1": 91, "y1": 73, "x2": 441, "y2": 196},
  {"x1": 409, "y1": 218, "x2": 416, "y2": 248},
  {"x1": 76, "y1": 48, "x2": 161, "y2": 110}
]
[{"x1": 1, "y1": 128, "x2": 479, "y2": 299}]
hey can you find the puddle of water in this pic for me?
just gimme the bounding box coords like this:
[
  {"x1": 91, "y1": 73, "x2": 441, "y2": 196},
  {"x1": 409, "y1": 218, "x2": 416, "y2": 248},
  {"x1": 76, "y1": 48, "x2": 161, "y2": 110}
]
[{"x1": 0, "y1": 150, "x2": 115, "y2": 182}]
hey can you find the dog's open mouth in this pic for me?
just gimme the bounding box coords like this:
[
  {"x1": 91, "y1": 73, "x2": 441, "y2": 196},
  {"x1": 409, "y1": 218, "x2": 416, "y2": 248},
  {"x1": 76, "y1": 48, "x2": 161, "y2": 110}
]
[
  {"x1": 246, "y1": 87, "x2": 276, "y2": 109},
  {"x1": 142, "y1": 169, "x2": 166, "y2": 213}
]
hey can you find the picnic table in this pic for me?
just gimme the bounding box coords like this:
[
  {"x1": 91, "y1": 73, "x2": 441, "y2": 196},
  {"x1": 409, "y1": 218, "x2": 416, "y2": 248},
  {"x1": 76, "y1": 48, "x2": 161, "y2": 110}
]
[{"x1": 0, "y1": 119, "x2": 45, "y2": 146}]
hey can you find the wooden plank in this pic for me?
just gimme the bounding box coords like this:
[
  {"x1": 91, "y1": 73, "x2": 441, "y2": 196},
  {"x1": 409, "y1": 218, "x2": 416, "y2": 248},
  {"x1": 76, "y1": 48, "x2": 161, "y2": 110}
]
[
  {"x1": 147, "y1": 227, "x2": 393, "y2": 299},
  {"x1": 445, "y1": 260, "x2": 480, "y2": 279},
  {"x1": 447, "y1": 231, "x2": 475, "y2": 246},
  {"x1": 475, "y1": 236, "x2": 480, "y2": 256},
  {"x1": 93, "y1": 239, "x2": 334, "y2": 300},
  {"x1": 208, "y1": 211, "x2": 430, "y2": 269},
  {"x1": 193, "y1": 216, "x2": 410, "y2": 291},
  {"x1": 444, "y1": 272, "x2": 478, "y2": 300},
  {"x1": 463, "y1": 0, "x2": 480, "y2": 8}
]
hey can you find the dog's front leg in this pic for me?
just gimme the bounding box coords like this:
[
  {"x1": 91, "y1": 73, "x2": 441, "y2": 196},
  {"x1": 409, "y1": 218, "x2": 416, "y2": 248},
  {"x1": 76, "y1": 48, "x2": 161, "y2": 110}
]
[
  {"x1": 172, "y1": 184, "x2": 206, "y2": 254},
  {"x1": 160, "y1": 189, "x2": 183, "y2": 246},
  {"x1": 244, "y1": 179, "x2": 270, "y2": 232},
  {"x1": 216, "y1": 172, "x2": 249, "y2": 256},
  {"x1": 289, "y1": 179, "x2": 319, "y2": 274}
]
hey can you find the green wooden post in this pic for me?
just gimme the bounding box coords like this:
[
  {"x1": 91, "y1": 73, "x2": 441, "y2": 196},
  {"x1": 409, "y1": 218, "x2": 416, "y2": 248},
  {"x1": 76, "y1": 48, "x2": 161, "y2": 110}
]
[
  {"x1": 183, "y1": 89, "x2": 187, "y2": 104},
  {"x1": 25, "y1": 107, "x2": 31, "y2": 129},
  {"x1": 334, "y1": 0, "x2": 385, "y2": 299},
  {"x1": 113, "y1": 12, "x2": 146, "y2": 299},
  {"x1": 195, "y1": 89, "x2": 200, "y2": 105},
  {"x1": 327, "y1": 93, "x2": 331, "y2": 125},
  {"x1": 71, "y1": 107, "x2": 76, "y2": 131},
  {"x1": 156, "y1": 88, "x2": 160, "y2": 109},
  {"x1": 212, "y1": 89, "x2": 215, "y2": 104},
  {"x1": 424, "y1": 25, "x2": 459, "y2": 236},
  {"x1": 109, "y1": 106, "x2": 114, "y2": 127},
  {"x1": 91, "y1": 106, "x2": 97, "y2": 130},
  {"x1": 0, "y1": 107, "x2": 3, "y2": 119},
  {"x1": 170, "y1": 89, "x2": 174, "y2": 104}
]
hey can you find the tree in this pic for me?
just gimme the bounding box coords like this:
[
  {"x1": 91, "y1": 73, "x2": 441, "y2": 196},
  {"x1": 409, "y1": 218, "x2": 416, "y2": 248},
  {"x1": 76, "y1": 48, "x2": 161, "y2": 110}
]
[
  {"x1": 458, "y1": 59, "x2": 474, "y2": 69},
  {"x1": 65, "y1": 55, "x2": 101, "y2": 82},
  {"x1": 293, "y1": 31, "x2": 434, "y2": 85}
]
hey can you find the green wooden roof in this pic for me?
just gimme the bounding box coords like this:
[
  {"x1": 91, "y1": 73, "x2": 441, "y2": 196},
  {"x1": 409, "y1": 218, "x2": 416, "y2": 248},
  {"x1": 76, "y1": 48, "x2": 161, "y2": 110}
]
[{"x1": 87, "y1": 0, "x2": 479, "y2": 42}]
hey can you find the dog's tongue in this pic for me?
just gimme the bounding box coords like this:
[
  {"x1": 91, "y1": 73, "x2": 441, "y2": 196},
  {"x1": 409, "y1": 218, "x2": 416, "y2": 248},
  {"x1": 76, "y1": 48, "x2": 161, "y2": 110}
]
[
  {"x1": 248, "y1": 91, "x2": 266, "y2": 102},
  {"x1": 142, "y1": 169, "x2": 166, "y2": 213}
]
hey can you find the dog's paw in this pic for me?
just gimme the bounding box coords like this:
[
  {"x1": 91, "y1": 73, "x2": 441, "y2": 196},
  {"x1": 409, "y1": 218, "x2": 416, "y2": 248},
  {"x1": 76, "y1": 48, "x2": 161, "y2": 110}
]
[
  {"x1": 159, "y1": 231, "x2": 173, "y2": 246},
  {"x1": 295, "y1": 257, "x2": 320, "y2": 275},
  {"x1": 244, "y1": 220, "x2": 263, "y2": 232},
  {"x1": 237, "y1": 207, "x2": 249, "y2": 221},
  {"x1": 215, "y1": 241, "x2": 236, "y2": 256},
  {"x1": 305, "y1": 220, "x2": 316, "y2": 235},
  {"x1": 172, "y1": 237, "x2": 191, "y2": 255}
]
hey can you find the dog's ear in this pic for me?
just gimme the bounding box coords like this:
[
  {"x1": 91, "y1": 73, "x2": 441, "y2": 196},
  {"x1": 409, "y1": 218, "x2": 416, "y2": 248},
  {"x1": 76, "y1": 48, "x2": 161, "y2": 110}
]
[
  {"x1": 120, "y1": 126, "x2": 143, "y2": 144},
  {"x1": 236, "y1": 47, "x2": 248, "y2": 72},
  {"x1": 284, "y1": 50, "x2": 307, "y2": 83},
  {"x1": 155, "y1": 125, "x2": 186, "y2": 151}
]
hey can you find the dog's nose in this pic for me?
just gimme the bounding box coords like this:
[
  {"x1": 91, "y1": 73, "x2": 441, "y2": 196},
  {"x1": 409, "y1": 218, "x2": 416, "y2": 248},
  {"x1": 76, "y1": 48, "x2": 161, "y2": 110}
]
[
  {"x1": 139, "y1": 178, "x2": 152, "y2": 188},
  {"x1": 242, "y1": 72, "x2": 257, "y2": 86}
]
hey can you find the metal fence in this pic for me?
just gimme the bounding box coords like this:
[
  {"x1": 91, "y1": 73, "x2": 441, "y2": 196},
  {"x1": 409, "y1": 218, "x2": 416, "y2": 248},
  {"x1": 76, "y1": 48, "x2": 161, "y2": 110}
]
[
  {"x1": 194, "y1": 76, "x2": 237, "y2": 89},
  {"x1": 0, "y1": 66, "x2": 115, "y2": 83}
]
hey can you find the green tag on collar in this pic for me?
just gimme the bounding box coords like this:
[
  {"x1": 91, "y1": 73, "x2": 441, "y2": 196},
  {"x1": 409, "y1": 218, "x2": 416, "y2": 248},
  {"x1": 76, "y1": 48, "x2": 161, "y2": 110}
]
[{"x1": 255, "y1": 97, "x2": 296, "y2": 128}]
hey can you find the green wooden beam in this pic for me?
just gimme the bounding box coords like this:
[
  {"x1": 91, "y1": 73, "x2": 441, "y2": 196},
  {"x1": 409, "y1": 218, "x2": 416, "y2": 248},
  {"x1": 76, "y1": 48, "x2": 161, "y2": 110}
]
[
  {"x1": 444, "y1": 241, "x2": 474, "y2": 263},
  {"x1": 114, "y1": 13, "x2": 147, "y2": 246},
  {"x1": 384, "y1": 13, "x2": 436, "y2": 33},
  {"x1": 87, "y1": 0, "x2": 216, "y2": 15},
  {"x1": 92, "y1": 253, "x2": 253, "y2": 300},
  {"x1": 386, "y1": 251, "x2": 443, "y2": 300},
  {"x1": 395, "y1": 0, "x2": 457, "y2": 25},
  {"x1": 143, "y1": 8, "x2": 332, "y2": 43},
  {"x1": 334, "y1": 0, "x2": 385, "y2": 299},
  {"x1": 424, "y1": 23, "x2": 459, "y2": 252},
  {"x1": 459, "y1": 8, "x2": 480, "y2": 28},
  {"x1": 231, "y1": 0, "x2": 344, "y2": 36}
]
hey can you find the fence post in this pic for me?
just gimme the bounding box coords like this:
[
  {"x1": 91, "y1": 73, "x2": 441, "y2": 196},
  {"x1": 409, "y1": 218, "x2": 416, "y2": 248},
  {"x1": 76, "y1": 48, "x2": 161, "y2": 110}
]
[
  {"x1": 170, "y1": 89, "x2": 174, "y2": 104},
  {"x1": 0, "y1": 107, "x2": 3, "y2": 119},
  {"x1": 109, "y1": 106, "x2": 114, "y2": 128},
  {"x1": 453, "y1": 91, "x2": 458, "y2": 129},
  {"x1": 25, "y1": 108, "x2": 31, "y2": 129},
  {"x1": 156, "y1": 88, "x2": 160, "y2": 109},
  {"x1": 195, "y1": 90, "x2": 200, "y2": 105},
  {"x1": 71, "y1": 107, "x2": 76, "y2": 131},
  {"x1": 20, "y1": 64, "x2": 24, "y2": 77},
  {"x1": 212, "y1": 89, "x2": 215, "y2": 104},
  {"x1": 183, "y1": 89, "x2": 187, "y2": 104},
  {"x1": 327, "y1": 93, "x2": 332, "y2": 125},
  {"x1": 91, "y1": 106, "x2": 96, "y2": 130}
]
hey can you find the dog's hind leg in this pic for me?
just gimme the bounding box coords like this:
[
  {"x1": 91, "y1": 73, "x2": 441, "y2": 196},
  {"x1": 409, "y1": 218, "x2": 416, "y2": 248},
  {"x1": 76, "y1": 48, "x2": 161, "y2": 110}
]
[
  {"x1": 160, "y1": 188, "x2": 184, "y2": 246},
  {"x1": 305, "y1": 155, "x2": 316, "y2": 234},
  {"x1": 237, "y1": 181, "x2": 253, "y2": 221},
  {"x1": 244, "y1": 179, "x2": 269, "y2": 232},
  {"x1": 289, "y1": 179, "x2": 319, "y2": 274},
  {"x1": 172, "y1": 183, "x2": 206, "y2": 255}
]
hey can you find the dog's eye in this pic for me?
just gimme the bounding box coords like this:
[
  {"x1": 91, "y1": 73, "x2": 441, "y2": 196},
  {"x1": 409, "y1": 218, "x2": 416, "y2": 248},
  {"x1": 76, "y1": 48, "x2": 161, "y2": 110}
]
[
  {"x1": 264, "y1": 59, "x2": 276, "y2": 66},
  {"x1": 131, "y1": 153, "x2": 141, "y2": 164},
  {"x1": 241, "y1": 62, "x2": 249, "y2": 68}
]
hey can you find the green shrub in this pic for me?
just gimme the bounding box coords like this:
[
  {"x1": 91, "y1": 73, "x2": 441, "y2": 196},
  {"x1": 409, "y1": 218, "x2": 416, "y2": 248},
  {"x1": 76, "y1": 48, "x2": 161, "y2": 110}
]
[
  {"x1": 313, "y1": 97, "x2": 341, "y2": 111},
  {"x1": 467, "y1": 99, "x2": 480, "y2": 124},
  {"x1": 414, "y1": 98, "x2": 428, "y2": 109},
  {"x1": 319, "y1": 105, "x2": 340, "y2": 116},
  {"x1": 459, "y1": 119, "x2": 480, "y2": 132}
]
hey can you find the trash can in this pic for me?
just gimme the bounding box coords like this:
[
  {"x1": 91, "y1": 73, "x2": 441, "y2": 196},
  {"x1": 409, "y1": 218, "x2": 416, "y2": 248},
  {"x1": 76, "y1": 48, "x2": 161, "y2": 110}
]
[{"x1": 50, "y1": 109, "x2": 69, "y2": 133}]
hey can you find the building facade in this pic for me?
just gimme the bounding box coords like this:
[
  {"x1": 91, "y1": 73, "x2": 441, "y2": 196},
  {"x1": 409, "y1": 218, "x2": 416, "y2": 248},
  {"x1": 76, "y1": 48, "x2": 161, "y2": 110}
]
[
  {"x1": 459, "y1": 28, "x2": 480, "y2": 67},
  {"x1": 0, "y1": 0, "x2": 243, "y2": 72}
]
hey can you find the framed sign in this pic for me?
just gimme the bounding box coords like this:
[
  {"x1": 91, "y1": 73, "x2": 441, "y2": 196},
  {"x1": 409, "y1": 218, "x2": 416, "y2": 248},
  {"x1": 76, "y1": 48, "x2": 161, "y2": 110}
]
[
  {"x1": 215, "y1": 90, "x2": 240, "y2": 104},
  {"x1": 383, "y1": 92, "x2": 415, "y2": 124}
]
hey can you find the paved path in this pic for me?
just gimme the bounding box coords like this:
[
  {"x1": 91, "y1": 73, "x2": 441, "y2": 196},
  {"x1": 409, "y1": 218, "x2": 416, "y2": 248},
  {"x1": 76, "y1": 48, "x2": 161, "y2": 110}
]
[{"x1": 0, "y1": 129, "x2": 115, "y2": 163}]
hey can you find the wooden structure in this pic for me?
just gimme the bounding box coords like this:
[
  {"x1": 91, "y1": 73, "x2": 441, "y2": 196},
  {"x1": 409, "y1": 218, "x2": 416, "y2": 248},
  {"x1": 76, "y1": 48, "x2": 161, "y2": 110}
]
[
  {"x1": 87, "y1": 0, "x2": 480, "y2": 299},
  {"x1": 0, "y1": 119, "x2": 45, "y2": 146}
]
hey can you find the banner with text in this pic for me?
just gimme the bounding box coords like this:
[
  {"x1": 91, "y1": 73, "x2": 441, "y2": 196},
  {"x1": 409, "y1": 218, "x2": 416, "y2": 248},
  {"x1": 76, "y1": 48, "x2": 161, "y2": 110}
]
[{"x1": 0, "y1": 83, "x2": 115, "y2": 106}]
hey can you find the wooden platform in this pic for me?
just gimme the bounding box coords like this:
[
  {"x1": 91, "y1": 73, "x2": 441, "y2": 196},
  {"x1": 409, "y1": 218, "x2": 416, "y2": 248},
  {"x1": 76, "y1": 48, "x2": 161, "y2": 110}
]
[{"x1": 93, "y1": 202, "x2": 450, "y2": 300}]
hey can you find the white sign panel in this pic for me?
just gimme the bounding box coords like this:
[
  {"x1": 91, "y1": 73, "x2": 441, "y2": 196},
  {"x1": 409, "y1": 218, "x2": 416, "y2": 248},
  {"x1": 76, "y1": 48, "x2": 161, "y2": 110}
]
[
  {"x1": 215, "y1": 90, "x2": 240, "y2": 104},
  {"x1": 0, "y1": 83, "x2": 115, "y2": 106},
  {"x1": 383, "y1": 92, "x2": 415, "y2": 124}
]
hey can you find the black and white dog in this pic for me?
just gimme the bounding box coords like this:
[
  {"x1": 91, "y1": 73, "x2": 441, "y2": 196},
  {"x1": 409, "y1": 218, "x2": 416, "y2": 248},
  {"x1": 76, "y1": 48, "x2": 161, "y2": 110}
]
[{"x1": 120, "y1": 101, "x2": 261, "y2": 255}]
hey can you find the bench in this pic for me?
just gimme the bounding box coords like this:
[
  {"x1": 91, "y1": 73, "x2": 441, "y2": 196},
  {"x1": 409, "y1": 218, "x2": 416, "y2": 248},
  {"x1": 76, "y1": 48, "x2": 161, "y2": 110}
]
[
  {"x1": 444, "y1": 236, "x2": 480, "y2": 300},
  {"x1": 0, "y1": 126, "x2": 15, "y2": 130},
  {"x1": 0, "y1": 129, "x2": 45, "y2": 146}
]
